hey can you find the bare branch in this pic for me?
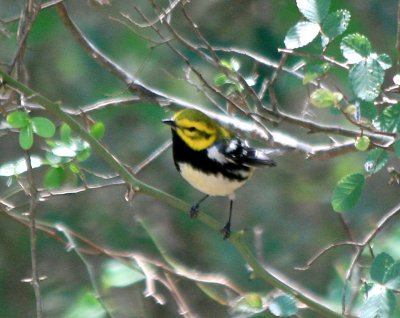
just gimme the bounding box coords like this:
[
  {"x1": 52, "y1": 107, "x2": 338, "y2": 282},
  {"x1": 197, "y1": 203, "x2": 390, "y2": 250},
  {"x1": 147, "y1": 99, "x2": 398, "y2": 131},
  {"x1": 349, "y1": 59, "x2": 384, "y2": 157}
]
[{"x1": 24, "y1": 151, "x2": 42, "y2": 318}]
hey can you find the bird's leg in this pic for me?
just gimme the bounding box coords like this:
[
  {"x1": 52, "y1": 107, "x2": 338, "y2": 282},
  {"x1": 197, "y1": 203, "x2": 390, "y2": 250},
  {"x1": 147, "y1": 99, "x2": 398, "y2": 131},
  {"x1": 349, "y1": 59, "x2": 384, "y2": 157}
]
[
  {"x1": 190, "y1": 194, "x2": 209, "y2": 218},
  {"x1": 221, "y1": 199, "x2": 233, "y2": 239}
]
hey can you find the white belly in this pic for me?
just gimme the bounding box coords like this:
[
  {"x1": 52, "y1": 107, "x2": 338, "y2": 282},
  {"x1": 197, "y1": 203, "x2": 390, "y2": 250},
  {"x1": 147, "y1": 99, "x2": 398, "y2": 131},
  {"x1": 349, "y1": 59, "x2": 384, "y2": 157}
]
[{"x1": 179, "y1": 163, "x2": 247, "y2": 196}]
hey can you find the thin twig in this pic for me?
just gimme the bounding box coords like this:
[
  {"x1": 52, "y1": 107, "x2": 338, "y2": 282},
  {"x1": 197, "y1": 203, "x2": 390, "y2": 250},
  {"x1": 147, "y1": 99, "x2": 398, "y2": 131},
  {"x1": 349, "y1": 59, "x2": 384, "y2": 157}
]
[
  {"x1": 164, "y1": 272, "x2": 196, "y2": 318},
  {"x1": 342, "y1": 201, "x2": 400, "y2": 314},
  {"x1": 24, "y1": 151, "x2": 42, "y2": 318},
  {"x1": 56, "y1": 224, "x2": 114, "y2": 318},
  {"x1": 295, "y1": 242, "x2": 363, "y2": 271},
  {"x1": 278, "y1": 48, "x2": 349, "y2": 70}
]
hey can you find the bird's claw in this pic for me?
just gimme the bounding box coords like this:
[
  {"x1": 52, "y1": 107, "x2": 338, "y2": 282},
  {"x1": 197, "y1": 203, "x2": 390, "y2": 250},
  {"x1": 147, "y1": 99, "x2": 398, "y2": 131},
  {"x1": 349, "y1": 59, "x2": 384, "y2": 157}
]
[
  {"x1": 220, "y1": 222, "x2": 231, "y2": 240},
  {"x1": 190, "y1": 204, "x2": 200, "y2": 218}
]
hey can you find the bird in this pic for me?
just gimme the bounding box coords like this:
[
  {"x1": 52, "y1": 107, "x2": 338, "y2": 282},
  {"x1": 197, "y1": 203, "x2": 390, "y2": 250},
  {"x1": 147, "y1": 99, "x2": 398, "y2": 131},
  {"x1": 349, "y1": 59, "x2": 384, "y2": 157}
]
[{"x1": 163, "y1": 108, "x2": 276, "y2": 239}]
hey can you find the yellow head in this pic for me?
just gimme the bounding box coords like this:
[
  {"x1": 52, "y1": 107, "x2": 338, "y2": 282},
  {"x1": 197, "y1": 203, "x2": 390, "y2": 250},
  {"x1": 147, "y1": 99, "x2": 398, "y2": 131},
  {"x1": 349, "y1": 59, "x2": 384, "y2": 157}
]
[{"x1": 163, "y1": 109, "x2": 230, "y2": 151}]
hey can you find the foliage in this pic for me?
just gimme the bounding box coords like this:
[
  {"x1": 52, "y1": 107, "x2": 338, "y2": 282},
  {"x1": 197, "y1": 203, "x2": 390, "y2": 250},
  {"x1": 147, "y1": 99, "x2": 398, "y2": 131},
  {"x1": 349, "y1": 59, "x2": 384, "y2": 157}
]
[{"x1": 1, "y1": 0, "x2": 400, "y2": 318}]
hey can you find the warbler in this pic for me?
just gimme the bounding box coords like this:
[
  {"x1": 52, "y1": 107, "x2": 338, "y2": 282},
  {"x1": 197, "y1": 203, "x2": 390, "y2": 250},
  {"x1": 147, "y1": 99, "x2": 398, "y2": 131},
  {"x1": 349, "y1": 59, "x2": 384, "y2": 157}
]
[{"x1": 163, "y1": 108, "x2": 276, "y2": 239}]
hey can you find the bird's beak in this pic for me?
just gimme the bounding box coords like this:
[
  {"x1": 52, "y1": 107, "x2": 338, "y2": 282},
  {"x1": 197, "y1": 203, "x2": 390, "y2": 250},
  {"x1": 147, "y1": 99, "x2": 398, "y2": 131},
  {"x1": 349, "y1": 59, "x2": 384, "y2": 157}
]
[{"x1": 162, "y1": 119, "x2": 177, "y2": 128}]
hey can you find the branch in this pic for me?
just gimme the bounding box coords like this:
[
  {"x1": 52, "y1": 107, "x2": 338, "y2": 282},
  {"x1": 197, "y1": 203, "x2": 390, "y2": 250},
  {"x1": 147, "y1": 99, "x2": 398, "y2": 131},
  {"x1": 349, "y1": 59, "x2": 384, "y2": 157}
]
[
  {"x1": 56, "y1": 224, "x2": 114, "y2": 318},
  {"x1": 25, "y1": 151, "x2": 43, "y2": 318},
  {"x1": 0, "y1": 68, "x2": 343, "y2": 318},
  {"x1": 343, "y1": 201, "x2": 400, "y2": 314},
  {"x1": 54, "y1": 3, "x2": 394, "y2": 153}
]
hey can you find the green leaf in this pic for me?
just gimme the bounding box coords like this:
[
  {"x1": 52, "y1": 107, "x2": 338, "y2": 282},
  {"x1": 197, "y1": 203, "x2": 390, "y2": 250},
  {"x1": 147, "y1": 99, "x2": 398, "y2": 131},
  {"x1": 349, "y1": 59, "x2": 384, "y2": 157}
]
[
  {"x1": 384, "y1": 261, "x2": 400, "y2": 290},
  {"x1": 360, "y1": 102, "x2": 377, "y2": 121},
  {"x1": 341, "y1": 33, "x2": 372, "y2": 64},
  {"x1": 52, "y1": 144, "x2": 77, "y2": 157},
  {"x1": 44, "y1": 166, "x2": 66, "y2": 189},
  {"x1": 269, "y1": 294, "x2": 298, "y2": 317},
  {"x1": 393, "y1": 139, "x2": 400, "y2": 158},
  {"x1": 296, "y1": 0, "x2": 330, "y2": 23},
  {"x1": 63, "y1": 291, "x2": 106, "y2": 318},
  {"x1": 232, "y1": 293, "x2": 265, "y2": 314},
  {"x1": 310, "y1": 88, "x2": 342, "y2": 108},
  {"x1": 303, "y1": 63, "x2": 330, "y2": 84},
  {"x1": 90, "y1": 122, "x2": 105, "y2": 140},
  {"x1": 377, "y1": 53, "x2": 392, "y2": 70},
  {"x1": 284, "y1": 21, "x2": 320, "y2": 49},
  {"x1": 6, "y1": 111, "x2": 30, "y2": 128},
  {"x1": 0, "y1": 156, "x2": 43, "y2": 177},
  {"x1": 375, "y1": 105, "x2": 400, "y2": 132},
  {"x1": 60, "y1": 123, "x2": 72, "y2": 142},
  {"x1": 321, "y1": 9, "x2": 351, "y2": 44},
  {"x1": 31, "y1": 117, "x2": 56, "y2": 138},
  {"x1": 68, "y1": 162, "x2": 81, "y2": 174},
  {"x1": 359, "y1": 285, "x2": 396, "y2": 318},
  {"x1": 220, "y1": 58, "x2": 240, "y2": 71},
  {"x1": 19, "y1": 125, "x2": 34, "y2": 150},
  {"x1": 364, "y1": 149, "x2": 388, "y2": 174},
  {"x1": 101, "y1": 259, "x2": 145, "y2": 288},
  {"x1": 349, "y1": 57, "x2": 384, "y2": 102},
  {"x1": 331, "y1": 173, "x2": 365, "y2": 212},
  {"x1": 76, "y1": 148, "x2": 91, "y2": 162},
  {"x1": 214, "y1": 73, "x2": 228, "y2": 86},
  {"x1": 371, "y1": 253, "x2": 395, "y2": 284}
]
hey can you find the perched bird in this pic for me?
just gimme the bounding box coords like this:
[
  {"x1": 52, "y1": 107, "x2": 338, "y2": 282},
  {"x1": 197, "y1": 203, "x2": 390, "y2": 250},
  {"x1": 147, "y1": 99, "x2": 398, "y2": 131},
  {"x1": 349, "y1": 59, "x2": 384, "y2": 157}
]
[{"x1": 163, "y1": 108, "x2": 276, "y2": 239}]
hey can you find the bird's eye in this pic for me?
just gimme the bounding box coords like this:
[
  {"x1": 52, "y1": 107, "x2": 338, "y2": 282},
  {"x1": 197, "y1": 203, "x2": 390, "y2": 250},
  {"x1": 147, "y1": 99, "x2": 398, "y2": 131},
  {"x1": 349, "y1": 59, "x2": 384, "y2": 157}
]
[{"x1": 187, "y1": 127, "x2": 196, "y2": 132}]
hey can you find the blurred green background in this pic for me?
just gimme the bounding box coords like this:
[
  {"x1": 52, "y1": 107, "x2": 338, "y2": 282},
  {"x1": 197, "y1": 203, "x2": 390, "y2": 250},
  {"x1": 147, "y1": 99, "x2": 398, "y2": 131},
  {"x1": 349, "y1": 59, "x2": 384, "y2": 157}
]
[{"x1": 0, "y1": 0, "x2": 399, "y2": 317}]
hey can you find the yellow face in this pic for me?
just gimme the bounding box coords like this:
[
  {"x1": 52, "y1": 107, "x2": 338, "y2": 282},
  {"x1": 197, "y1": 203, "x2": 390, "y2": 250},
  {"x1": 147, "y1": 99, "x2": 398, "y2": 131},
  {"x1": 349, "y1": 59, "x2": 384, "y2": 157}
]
[{"x1": 170, "y1": 109, "x2": 230, "y2": 151}]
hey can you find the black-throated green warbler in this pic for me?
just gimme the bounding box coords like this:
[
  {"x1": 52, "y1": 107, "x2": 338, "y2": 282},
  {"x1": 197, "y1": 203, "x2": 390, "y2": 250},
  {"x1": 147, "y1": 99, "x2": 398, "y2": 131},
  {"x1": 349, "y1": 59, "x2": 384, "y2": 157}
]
[{"x1": 163, "y1": 108, "x2": 276, "y2": 239}]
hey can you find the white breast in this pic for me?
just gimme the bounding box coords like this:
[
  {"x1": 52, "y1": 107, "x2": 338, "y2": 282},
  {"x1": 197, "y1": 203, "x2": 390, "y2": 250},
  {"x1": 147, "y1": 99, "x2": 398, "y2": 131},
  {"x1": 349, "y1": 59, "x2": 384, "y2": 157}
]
[{"x1": 178, "y1": 163, "x2": 247, "y2": 197}]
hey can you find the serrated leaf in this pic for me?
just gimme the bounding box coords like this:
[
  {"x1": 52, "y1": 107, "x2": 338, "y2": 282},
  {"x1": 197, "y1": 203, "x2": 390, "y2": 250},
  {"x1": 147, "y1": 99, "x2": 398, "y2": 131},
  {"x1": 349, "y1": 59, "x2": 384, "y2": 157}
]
[
  {"x1": 269, "y1": 294, "x2": 298, "y2": 317},
  {"x1": 364, "y1": 149, "x2": 388, "y2": 174},
  {"x1": 6, "y1": 111, "x2": 30, "y2": 128},
  {"x1": 349, "y1": 57, "x2": 384, "y2": 102},
  {"x1": 0, "y1": 156, "x2": 43, "y2": 177},
  {"x1": 19, "y1": 125, "x2": 34, "y2": 150},
  {"x1": 322, "y1": 9, "x2": 351, "y2": 44},
  {"x1": 331, "y1": 173, "x2": 365, "y2": 212},
  {"x1": 102, "y1": 259, "x2": 145, "y2": 288},
  {"x1": 384, "y1": 261, "x2": 400, "y2": 290},
  {"x1": 375, "y1": 105, "x2": 400, "y2": 133},
  {"x1": 377, "y1": 54, "x2": 392, "y2": 70},
  {"x1": 284, "y1": 21, "x2": 320, "y2": 49},
  {"x1": 360, "y1": 102, "x2": 377, "y2": 121},
  {"x1": 359, "y1": 285, "x2": 396, "y2": 318},
  {"x1": 296, "y1": 0, "x2": 330, "y2": 23},
  {"x1": 44, "y1": 166, "x2": 66, "y2": 189},
  {"x1": 371, "y1": 253, "x2": 395, "y2": 284},
  {"x1": 310, "y1": 88, "x2": 342, "y2": 108},
  {"x1": 31, "y1": 117, "x2": 56, "y2": 138},
  {"x1": 90, "y1": 122, "x2": 105, "y2": 140},
  {"x1": 341, "y1": 33, "x2": 372, "y2": 64},
  {"x1": 60, "y1": 123, "x2": 72, "y2": 142}
]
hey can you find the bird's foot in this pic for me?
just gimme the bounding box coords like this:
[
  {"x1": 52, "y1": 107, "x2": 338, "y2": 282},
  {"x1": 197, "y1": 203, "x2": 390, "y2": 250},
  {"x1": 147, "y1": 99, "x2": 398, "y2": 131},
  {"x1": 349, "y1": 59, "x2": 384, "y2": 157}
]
[
  {"x1": 190, "y1": 204, "x2": 200, "y2": 218},
  {"x1": 220, "y1": 222, "x2": 231, "y2": 240}
]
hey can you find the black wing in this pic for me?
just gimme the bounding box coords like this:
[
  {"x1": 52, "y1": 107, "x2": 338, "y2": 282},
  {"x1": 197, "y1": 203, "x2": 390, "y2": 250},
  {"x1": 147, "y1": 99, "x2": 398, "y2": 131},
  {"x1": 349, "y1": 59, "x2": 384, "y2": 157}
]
[{"x1": 222, "y1": 139, "x2": 277, "y2": 167}]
